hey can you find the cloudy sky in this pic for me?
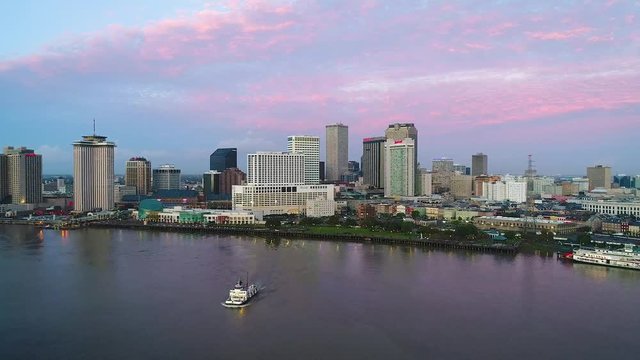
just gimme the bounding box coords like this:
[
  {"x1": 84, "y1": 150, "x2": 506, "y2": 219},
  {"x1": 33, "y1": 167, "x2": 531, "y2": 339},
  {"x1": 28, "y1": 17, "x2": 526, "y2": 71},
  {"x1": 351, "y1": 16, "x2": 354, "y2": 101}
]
[{"x1": 1, "y1": 0, "x2": 638, "y2": 175}]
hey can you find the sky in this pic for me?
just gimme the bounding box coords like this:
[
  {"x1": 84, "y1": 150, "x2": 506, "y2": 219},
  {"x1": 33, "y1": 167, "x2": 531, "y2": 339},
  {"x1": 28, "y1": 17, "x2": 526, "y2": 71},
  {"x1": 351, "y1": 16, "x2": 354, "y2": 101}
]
[{"x1": 0, "y1": 0, "x2": 639, "y2": 176}]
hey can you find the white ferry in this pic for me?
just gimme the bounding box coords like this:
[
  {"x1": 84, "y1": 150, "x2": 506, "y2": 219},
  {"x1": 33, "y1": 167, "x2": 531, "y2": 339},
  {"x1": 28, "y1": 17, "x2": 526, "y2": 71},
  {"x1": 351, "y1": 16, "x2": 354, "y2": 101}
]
[
  {"x1": 222, "y1": 278, "x2": 259, "y2": 308},
  {"x1": 573, "y1": 244, "x2": 640, "y2": 270}
]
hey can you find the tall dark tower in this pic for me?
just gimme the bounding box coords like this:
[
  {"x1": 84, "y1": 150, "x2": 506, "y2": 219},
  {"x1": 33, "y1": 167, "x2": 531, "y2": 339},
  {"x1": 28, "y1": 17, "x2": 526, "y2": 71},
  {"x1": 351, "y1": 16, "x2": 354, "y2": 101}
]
[{"x1": 210, "y1": 148, "x2": 237, "y2": 172}]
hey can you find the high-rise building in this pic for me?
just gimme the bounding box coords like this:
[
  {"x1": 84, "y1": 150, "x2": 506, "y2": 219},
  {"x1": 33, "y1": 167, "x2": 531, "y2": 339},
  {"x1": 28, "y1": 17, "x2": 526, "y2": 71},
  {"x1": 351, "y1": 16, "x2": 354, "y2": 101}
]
[
  {"x1": 385, "y1": 123, "x2": 418, "y2": 193},
  {"x1": 319, "y1": 161, "x2": 325, "y2": 182},
  {"x1": 203, "y1": 170, "x2": 221, "y2": 200},
  {"x1": 125, "y1": 157, "x2": 152, "y2": 195},
  {"x1": 287, "y1": 135, "x2": 320, "y2": 185},
  {"x1": 233, "y1": 152, "x2": 334, "y2": 216},
  {"x1": 210, "y1": 148, "x2": 237, "y2": 172},
  {"x1": 419, "y1": 170, "x2": 432, "y2": 196},
  {"x1": 153, "y1": 164, "x2": 181, "y2": 191},
  {"x1": 362, "y1": 137, "x2": 386, "y2": 189},
  {"x1": 0, "y1": 154, "x2": 9, "y2": 203},
  {"x1": 73, "y1": 135, "x2": 115, "y2": 212},
  {"x1": 432, "y1": 158, "x2": 454, "y2": 172},
  {"x1": 453, "y1": 164, "x2": 467, "y2": 174},
  {"x1": 471, "y1": 153, "x2": 488, "y2": 176},
  {"x1": 220, "y1": 168, "x2": 246, "y2": 198},
  {"x1": 613, "y1": 174, "x2": 632, "y2": 188},
  {"x1": 325, "y1": 123, "x2": 348, "y2": 181},
  {"x1": 3, "y1": 146, "x2": 42, "y2": 204},
  {"x1": 432, "y1": 157, "x2": 454, "y2": 193},
  {"x1": 451, "y1": 174, "x2": 473, "y2": 200},
  {"x1": 247, "y1": 152, "x2": 305, "y2": 185},
  {"x1": 587, "y1": 165, "x2": 612, "y2": 190},
  {"x1": 384, "y1": 138, "x2": 415, "y2": 197}
]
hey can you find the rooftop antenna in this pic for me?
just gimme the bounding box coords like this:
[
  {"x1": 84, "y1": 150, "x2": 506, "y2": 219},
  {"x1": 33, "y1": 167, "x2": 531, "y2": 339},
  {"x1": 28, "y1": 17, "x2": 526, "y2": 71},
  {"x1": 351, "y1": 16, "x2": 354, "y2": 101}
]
[{"x1": 93, "y1": 118, "x2": 96, "y2": 136}]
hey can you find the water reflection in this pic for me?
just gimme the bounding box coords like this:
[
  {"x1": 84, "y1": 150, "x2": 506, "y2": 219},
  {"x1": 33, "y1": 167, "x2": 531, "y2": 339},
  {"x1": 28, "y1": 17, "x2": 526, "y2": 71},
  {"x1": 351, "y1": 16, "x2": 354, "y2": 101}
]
[{"x1": 572, "y1": 263, "x2": 640, "y2": 282}]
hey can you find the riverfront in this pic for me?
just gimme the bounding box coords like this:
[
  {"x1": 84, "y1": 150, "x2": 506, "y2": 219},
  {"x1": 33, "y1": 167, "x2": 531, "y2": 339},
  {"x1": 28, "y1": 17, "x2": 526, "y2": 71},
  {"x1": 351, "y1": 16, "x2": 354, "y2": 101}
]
[{"x1": 2, "y1": 224, "x2": 640, "y2": 359}]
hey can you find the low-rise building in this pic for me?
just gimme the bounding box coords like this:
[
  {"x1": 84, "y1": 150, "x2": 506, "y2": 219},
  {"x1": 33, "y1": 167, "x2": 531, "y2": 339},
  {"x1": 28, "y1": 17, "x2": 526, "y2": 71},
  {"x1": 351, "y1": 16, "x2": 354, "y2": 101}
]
[
  {"x1": 306, "y1": 198, "x2": 336, "y2": 217},
  {"x1": 474, "y1": 216, "x2": 580, "y2": 234}
]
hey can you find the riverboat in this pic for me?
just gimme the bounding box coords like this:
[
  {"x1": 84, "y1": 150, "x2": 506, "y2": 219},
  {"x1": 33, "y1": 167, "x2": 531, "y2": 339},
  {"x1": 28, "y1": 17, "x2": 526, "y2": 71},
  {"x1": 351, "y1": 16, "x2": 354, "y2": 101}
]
[
  {"x1": 222, "y1": 276, "x2": 259, "y2": 308},
  {"x1": 572, "y1": 244, "x2": 640, "y2": 270}
]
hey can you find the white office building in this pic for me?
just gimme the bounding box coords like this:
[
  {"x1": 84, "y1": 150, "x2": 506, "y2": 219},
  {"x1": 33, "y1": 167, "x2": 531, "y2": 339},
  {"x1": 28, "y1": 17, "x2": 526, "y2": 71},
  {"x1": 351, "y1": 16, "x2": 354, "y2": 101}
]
[
  {"x1": 482, "y1": 180, "x2": 527, "y2": 203},
  {"x1": 73, "y1": 135, "x2": 115, "y2": 212},
  {"x1": 287, "y1": 136, "x2": 320, "y2": 185},
  {"x1": 247, "y1": 152, "x2": 305, "y2": 186}
]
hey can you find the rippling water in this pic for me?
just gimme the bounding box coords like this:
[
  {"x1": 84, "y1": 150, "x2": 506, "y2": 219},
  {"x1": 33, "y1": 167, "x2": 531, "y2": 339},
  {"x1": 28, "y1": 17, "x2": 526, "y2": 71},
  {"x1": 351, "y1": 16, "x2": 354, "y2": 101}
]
[{"x1": 1, "y1": 225, "x2": 639, "y2": 359}]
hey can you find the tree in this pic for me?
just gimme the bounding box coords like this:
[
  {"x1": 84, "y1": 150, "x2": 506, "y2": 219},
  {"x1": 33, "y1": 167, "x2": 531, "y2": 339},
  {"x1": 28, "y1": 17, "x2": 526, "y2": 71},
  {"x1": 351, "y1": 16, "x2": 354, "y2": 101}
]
[
  {"x1": 326, "y1": 215, "x2": 340, "y2": 226},
  {"x1": 411, "y1": 210, "x2": 421, "y2": 219},
  {"x1": 265, "y1": 218, "x2": 281, "y2": 228}
]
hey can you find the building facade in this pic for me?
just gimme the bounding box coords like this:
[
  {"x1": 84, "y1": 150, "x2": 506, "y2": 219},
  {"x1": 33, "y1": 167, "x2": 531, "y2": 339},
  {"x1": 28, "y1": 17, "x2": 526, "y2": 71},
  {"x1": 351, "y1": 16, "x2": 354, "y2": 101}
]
[
  {"x1": 471, "y1": 153, "x2": 488, "y2": 176},
  {"x1": 3, "y1": 146, "x2": 42, "y2": 204},
  {"x1": 0, "y1": 154, "x2": 7, "y2": 203},
  {"x1": 451, "y1": 174, "x2": 473, "y2": 200},
  {"x1": 384, "y1": 138, "x2": 415, "y2": 197},
  {"x1": 247, "y1": 152, "x2": 304, "y2": 185},
  {"x1": 125, "y1": 157, "x2": 151, "y2": 195},
  {"x1": 325, "y1": 123, "x2": 348, "y2": 181},
  {"x1": 220, "y1": 167, "x2": 246, "y2": 198},
  {"x1": 153, "y1": 164, "x2": 181, "y2": 191},
  {"x1": 362, "y1": 136, "x2": 385, "y2": 189},
  {"x1": 73, "y1": 135, "x2": 115, "y2": 212},
  {"x1": 287, "y1": 135, "x2": 320, "y2": 185},
  {"x1": 232, "y1": 184, "x2": 335, "y2": 216},
  {"x1": 580, "y1": 201, "x2": 640, "y2": 216},
  {"x1": 474, "y1": 216, "x2": 579, "y2": 234},
  {"x1": 203, "y1": 170, "x2": 221, "y2": 200},
  {"x1": 587, "y1": 165, "x2": 612, "y2": 190},
  {"x1": 210, "y1": 148, "x2": 237, "y2": 172}
]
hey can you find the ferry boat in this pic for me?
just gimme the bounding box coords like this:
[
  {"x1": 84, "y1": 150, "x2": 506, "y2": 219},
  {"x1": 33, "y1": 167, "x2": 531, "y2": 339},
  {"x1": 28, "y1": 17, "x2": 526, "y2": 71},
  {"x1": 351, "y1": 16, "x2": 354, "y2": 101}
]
[
  {"x1": 572, "y1": 244, "x2": 640, "y2": 270},
  {"x1": 222, "y1": 277, "x2": 259, "y2": 308}
]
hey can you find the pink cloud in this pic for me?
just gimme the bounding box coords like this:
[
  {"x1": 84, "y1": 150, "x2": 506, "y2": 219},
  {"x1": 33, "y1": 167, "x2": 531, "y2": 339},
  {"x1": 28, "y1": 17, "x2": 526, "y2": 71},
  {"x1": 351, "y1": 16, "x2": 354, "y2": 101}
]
[{"x1": 527, "y1": 27, "x2": 592, "y2": 41}]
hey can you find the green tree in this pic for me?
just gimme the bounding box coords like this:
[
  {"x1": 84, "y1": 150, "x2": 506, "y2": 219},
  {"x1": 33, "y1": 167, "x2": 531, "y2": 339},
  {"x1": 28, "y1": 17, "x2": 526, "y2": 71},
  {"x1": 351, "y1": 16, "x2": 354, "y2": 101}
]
[{"x1": 265, "y1": 218, "x2": 281, "y2": 228}]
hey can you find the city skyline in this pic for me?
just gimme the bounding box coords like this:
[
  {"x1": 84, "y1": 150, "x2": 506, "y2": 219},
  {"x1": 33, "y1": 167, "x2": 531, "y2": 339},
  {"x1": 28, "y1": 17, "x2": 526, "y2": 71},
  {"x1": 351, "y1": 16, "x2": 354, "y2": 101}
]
[{"x1": 1, "y1": 1, "x2": 639, "y2": 175}]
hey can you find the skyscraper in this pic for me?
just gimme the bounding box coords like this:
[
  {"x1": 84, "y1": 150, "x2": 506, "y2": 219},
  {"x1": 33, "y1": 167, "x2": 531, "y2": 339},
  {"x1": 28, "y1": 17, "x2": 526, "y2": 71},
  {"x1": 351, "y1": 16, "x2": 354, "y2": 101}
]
[
  {"x1": 385, "y1": 123, "x2": 418, "y2": 194},
  {"x1": 153, "y1": 164, "x2": 181, "y2": 191},
  {"x1": 4, "y1": 146, "x2": 42, "y2": 204},
  {"x1": 287, "y1": 135, "x2": 320, "y2": 185},
  {"x1": 384, "y1": 138, "x2": 415, "y2": 197},
  {"x1": 587, "y1": 165, "x2": 612, "y2": 190},
  {"x1": 125, "y1": 157, "x2": 152, "y2": 195},
  {"x1": 73, "y1": 135, "x2": 115, "y2": 212},
  {"x1": 210, "y1": 148, "x2": 237, "y2": 172},
  {"x1": 325, "y1": 123, "x2": 348, "y2": 181},
  {"x1": 362, "y1": 136, "x2": 385, "y2": 188},
  {"x1": 0, "y1": 154, "x2": 8, "y2": 203},
  {"x1": 471, "y1": 153, "x2": 488, "y2": 176}
]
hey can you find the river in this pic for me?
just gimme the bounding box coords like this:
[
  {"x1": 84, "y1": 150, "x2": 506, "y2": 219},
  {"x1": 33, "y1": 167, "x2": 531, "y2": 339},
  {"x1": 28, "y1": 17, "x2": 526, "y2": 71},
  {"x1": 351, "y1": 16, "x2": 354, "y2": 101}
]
[{"x1": 1, "y1": 225, "x2": 639, "y2": 359}]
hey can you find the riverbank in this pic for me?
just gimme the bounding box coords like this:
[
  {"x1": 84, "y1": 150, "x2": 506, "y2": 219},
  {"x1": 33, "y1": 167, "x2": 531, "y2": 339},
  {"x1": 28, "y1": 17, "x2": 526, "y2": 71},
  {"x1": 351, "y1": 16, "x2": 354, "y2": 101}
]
[{"x1": 87, "y1": 220, "x2": 519, "y2": 254}]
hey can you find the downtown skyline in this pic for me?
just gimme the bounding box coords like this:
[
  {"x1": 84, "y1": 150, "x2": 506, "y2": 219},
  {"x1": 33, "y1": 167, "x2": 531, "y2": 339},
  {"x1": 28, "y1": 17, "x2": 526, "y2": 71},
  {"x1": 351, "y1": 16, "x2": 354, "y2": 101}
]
[{"x1": 1, "y1": 0, "x2": 639, "y2": 175}]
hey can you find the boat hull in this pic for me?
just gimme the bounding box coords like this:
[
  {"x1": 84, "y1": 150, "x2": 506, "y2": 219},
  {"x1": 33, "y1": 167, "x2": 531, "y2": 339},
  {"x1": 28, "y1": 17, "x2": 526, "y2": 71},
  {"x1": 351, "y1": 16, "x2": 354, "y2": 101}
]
[{"x1": 572, "y1": 251, "x2": 640, "y2": 271}]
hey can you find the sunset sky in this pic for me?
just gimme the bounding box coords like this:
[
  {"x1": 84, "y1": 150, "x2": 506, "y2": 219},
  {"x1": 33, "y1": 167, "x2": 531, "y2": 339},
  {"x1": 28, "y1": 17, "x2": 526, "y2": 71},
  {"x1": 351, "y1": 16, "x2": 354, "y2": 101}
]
[{"x1": 1, "y1": 0, "x2": 639, "y2": 175}]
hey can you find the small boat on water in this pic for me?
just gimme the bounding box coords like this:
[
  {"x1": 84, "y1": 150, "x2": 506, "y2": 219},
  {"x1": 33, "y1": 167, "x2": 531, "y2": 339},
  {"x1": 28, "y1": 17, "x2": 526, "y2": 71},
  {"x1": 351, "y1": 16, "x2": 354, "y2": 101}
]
[{"x1": 222, "y1": 275, "x2": 259, "y2": 308}]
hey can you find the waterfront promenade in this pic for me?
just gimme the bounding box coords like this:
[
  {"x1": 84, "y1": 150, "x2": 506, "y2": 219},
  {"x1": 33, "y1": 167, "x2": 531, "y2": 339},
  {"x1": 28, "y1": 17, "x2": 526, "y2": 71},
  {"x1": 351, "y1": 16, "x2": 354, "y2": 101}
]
[{"x1": 87, "y1": 220, "x2": 519, "y2": 254}]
